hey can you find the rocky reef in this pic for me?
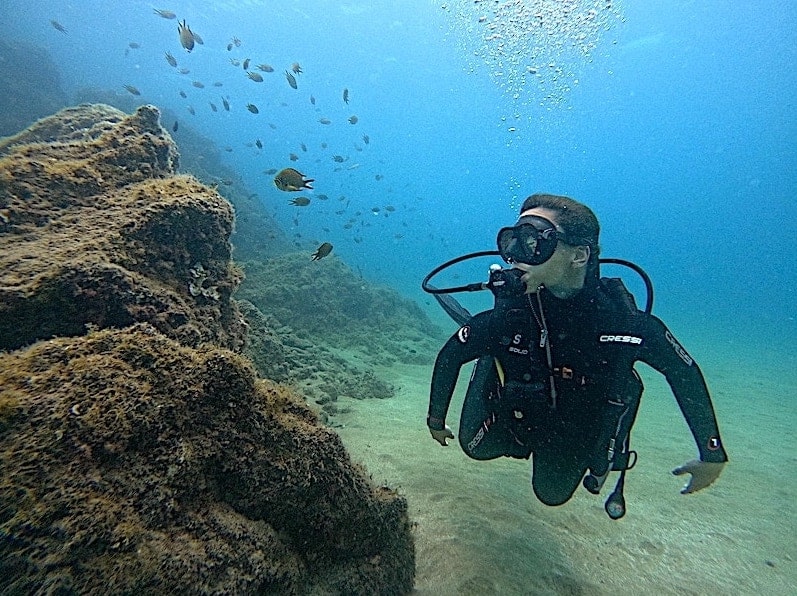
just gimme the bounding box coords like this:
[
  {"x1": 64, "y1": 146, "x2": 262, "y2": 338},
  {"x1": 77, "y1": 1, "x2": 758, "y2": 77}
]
[
  {"x1": 237, "y1": 256, "x2": 445, "y2": 423},
  {"x1": 69, "y1": 86, "x2": 296, "y2": 262},
  {"x1": 238, "y1": 256, "x2": 443, "y2": 362},
  {"x1": 0, "y1": 104, "x2": 415, "y2": 593},
  {"x1": 0, "y1": 325, "x2": 414, "y2": 594},
  {"x1": 0, "y1": 103, "x2": 245, "y2": 352}
]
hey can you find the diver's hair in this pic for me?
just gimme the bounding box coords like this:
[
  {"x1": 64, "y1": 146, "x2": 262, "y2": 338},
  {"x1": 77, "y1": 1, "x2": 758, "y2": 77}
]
[
  {"x1": 519, "y1": 193, "x2": 601, "y2": 275},
  {"x1": 519, "y1": 193, "x2": 600, "y2": 250}
]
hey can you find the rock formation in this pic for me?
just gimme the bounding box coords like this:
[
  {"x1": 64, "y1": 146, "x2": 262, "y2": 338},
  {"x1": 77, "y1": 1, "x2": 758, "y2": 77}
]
[
  {"x1": 0, "y1": 104, "x2": 415, "y2": 593},
  {"x1": 0, "y1": 103, "x2": 245, "y2": 352},
  {"x1": 0, "y1": 325, "x2": 414, "y2": 594}
]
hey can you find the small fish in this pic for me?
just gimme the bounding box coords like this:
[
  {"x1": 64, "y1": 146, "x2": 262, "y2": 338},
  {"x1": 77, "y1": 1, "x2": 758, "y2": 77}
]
[
  {"x1": 154, "y1": 9, "x2": 176, "y2": 19},
  {"x1": 269, "y1": 123, "x2": 277, "y2": 129},
  {"x1": 242, "y1": 58, "x2": 250, "y2": 70},
  {"x1": 332, "y1": 155, "x2": 347, "y2": 163},
  {"x1": 289, "y1": 153, "x2": 299, "y2": 162},
  {"x1": 178, "y1": 20, "x2": 195, "y2": 52},
  {"x1": 247, "y1": 71, "x2": 263, "y2": 82},
  {"x1": 128, "y1": 42, "x2": 140, "y2": 49},
  {"x1": 50, "y1": 20, "x2": 67, "y2": 33},
  {"x1": 222, "y1": 97, "x2": 230, "y2": 111},
  {"x1": 209, "y1": 102, "x2": 218, "y2": 112},
  {"x1": 193, "y1": 32, "x2": 204, "y2": 45},
  {"x1": 179, "y1": 90, "x2": 187, "y2": 98},
  {"x1": 246, "y1": 103, "x2": 259, "y2": 114},
  {"x1": 123, "y1": 84, "x2": 141, "y2": 96},
  {"x1": 255, "y1": 139, "x2": 262, "y2": 149},
  {"x1": 192, "y1": 81, "x2": 204, "y2": 88},
  {"x1": 226, "y1": 43, "x2": 233, "y2": 51},
  {"x1": 317, "y1": 194, "x2": 329, "y2": 200},
  {"x1": 289, "y1": 197, "x2": 311, "y2": 206},
  {"x1": 229, "y1": 58, "x2": 240, "y2": 67},
  {"x1": 362, "y1": 134, "x2": 370, "y2": 144},
  {"x1": 348, "y1": 115, "x2": 358, "y2": 124},
  {"x1": 264, "y1": 168, "x2": 278, "y2": 175},
  {"x1": 232, "y1": 37, "x2": 242, "y2": 47},
  {"x1": 311, "y1": 242, "x2": 333, "y2": 261},
  {"x1": 165, "y1": 51, "x2": 177, "y2": 67},
  {"x1": 172, "y1": 120, "x2": 179, "y2": 132},
  {"x1": 257, "y1": 64, "x2": 274, "y2": 72},
  {"x1": 213, "y1": 81, "x2": 223, "y2": 87},
  {"x1": 318, "y1": 118, "x2": 331, "y2": 125},
  {"x1": 274, "y1": 168, "x2": 313, "y2": 192},
  {"x1": 343, "y1": 88, "x2": 349, "y2": 103},
  {"x1": 300, "y1": 143, "x2": 307, "y2": 152},
  {"x1": 371, "y1": 207, "x2": 381, "y2": 214},
  {"x1": 291, "y1": 62, "x2": 303, "y2": 74},
  {"x1": 385, "y1": 205, "x2": 396, "y2": 212},
  {"x1": 284, "y1": 71, "x2": 298, "y2": 89},
  {"x1": 178, "y1": 68, "x2": 190, "y2": 74},
  {"x1": 310, "y1": 95, "x2": 316, "y2": 105},
  {"x1": 187, "y1": 106, "x2": 195, "y2": 115}
]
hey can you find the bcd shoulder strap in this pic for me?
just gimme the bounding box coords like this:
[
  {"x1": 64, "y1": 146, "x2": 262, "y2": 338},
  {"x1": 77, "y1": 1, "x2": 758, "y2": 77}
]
[{"x1": 599, "y1": 277, "x2": 640, "y2": 315}]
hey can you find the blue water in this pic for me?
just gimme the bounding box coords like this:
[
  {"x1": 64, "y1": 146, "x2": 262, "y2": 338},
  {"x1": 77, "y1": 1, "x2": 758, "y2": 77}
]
[
  {"x1": 2, "y1": 1, "x2": 795, "y2": 348},
  {"x1": 2, "y1": 3, "x2": 796, "y2": 592}
]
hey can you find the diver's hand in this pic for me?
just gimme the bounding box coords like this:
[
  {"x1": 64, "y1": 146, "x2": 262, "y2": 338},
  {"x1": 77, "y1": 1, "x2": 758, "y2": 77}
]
[
  {"x1": 429, "y1": 424, "x2": 455, "y2": 446},
  {"x1": 672, "y1": 459, "x2": 726, "y2": 494}
]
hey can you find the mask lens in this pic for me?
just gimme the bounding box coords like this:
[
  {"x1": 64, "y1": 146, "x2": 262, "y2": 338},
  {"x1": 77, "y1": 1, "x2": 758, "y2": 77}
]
[{"x1": 497, "y1": 216, "x2": 559, "y2": 265}]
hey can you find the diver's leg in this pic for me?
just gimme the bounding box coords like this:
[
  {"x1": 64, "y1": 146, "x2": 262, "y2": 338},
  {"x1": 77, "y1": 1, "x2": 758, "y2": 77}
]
[
  {"x1": 458, "y1": 380, "x2": 522, "y2": 460},
  {"x1": 530, "y1": 448, "x2": 591, "y2": 506},
  {"x1": 589, "y1": 370, "x2": 644, "y2": 478}
]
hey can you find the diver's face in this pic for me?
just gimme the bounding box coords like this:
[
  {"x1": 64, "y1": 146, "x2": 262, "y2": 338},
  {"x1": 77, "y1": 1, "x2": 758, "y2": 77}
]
[{"x1": 512, "y1": 207, "x2": 582, "y2": 294}]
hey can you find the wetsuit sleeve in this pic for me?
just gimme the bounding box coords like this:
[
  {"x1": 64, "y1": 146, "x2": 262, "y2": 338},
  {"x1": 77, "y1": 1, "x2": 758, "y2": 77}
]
[
  {"x1": 639, "y1": 315, "x2": 728, "y2": 463},
  {"x1": 427, "y1": 311, "x2": 491, "y2": 430}
]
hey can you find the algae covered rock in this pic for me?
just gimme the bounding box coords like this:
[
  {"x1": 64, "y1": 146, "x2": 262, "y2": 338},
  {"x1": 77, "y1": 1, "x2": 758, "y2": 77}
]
[
  {"x1": 0, "y1": 103, "x2": 416, "y2": 593},
  {"x1": 239, "y1": 299, "x2": 396, "y2": 410},
  {"x1": 238, "y1": 254, "x2": 445, "y2": 366},
  {"x1": 0, "y1": 324, "x2": 415, "y2": 594},
  {"x1": 0, "y1": 103, "x2": 246, "y2": 351},
  {"x1": 236, "y1": 255, "x2": 445, "y2": 419}
]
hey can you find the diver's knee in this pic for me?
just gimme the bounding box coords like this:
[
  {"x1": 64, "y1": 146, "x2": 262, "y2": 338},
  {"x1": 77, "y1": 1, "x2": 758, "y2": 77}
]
[
  {"x1": 531, "y1": 476, "x2": 580, "y2": 506},
  {"x1": 532, "y1": 487, "x2": 573, "y2": 507}
]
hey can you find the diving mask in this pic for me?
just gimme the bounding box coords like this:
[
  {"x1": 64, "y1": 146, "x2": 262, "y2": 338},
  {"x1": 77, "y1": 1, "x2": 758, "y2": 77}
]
[{"x1": 497, "y1": 215, "x2": 562, "y2": 265}]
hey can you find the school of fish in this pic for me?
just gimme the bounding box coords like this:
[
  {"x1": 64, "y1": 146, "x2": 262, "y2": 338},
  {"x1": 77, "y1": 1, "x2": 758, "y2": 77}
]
[{"x1": 50, "y1": 6, "x2": 403, "y2": 261}]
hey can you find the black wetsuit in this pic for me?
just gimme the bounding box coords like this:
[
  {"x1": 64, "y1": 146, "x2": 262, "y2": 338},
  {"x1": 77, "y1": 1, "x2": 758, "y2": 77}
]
[{"x1": 427, "y1": 277, "x2": 728, "y2": 506}]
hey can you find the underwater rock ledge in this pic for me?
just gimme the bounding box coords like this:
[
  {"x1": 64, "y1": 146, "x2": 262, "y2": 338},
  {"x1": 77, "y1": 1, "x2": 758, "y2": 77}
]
[
  {"x1": 0, "y1": 103, "x2": 245, "y2": 351},
  {"x1": 0, "y1": 104, "x2": 416, "y2": 593},
  {"x1": 0, "y1": 324, "x2": 415, "y2": 594}
]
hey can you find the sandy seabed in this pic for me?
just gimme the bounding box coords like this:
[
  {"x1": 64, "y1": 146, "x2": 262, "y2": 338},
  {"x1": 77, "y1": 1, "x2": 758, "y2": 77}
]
[{"x1": 336, "y1": 334, "x2": 797, "y2": 596}]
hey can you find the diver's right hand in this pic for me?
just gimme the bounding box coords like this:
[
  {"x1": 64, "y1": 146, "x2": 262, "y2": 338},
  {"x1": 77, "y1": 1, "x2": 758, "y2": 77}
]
[{"x1": 429, "y1": 424, "x2": 455, "y2": 446}]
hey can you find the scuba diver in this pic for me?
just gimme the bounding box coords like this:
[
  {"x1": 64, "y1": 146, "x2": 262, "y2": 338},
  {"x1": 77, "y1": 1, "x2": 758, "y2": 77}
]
[{"x1": 423, "y1": 193, "x2": 727, "y2": 519}]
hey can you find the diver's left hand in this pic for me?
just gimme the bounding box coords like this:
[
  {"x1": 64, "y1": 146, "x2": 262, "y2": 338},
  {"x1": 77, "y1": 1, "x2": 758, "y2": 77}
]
[{"x1": 672, "y1": 459, "x2": 726, "y2": 494}]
